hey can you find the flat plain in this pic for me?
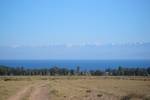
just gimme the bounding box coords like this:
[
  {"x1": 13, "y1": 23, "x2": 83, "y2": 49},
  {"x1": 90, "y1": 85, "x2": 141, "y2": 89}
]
[{"x1": 0, "y1": 76, "x2": 150, "y2": 100}]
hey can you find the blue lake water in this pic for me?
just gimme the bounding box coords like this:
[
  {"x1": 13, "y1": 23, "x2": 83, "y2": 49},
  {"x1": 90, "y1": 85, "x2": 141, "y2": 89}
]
[{"x1": 0, "y1": 60, "x2": 150, "y2": 70}]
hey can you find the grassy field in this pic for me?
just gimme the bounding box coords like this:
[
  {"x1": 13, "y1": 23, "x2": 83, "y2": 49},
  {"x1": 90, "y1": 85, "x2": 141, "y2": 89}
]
[{"x1": 0, "y1": 76, "x2": 150, "y2": 100}]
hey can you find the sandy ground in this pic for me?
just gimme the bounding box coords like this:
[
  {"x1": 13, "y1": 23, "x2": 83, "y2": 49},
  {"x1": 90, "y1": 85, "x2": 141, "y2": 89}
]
[
  {"x1": 7, "y1": 81, "x2": 50, "y2": 100},
  {"x1": 1, "y1": 76, "x2": 149, "y2": 100},
  {"x1": 29, "y1": 82, "x2": 50, "y2": 100},
  {"x1": 7, "y1": 85, "x2": 32, "y2": 100}
]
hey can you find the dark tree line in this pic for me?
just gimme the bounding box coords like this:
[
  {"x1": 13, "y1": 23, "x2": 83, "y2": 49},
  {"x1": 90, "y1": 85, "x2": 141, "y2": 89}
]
[
  {"x1": 105, "y1": 66, "x2": 150, "y2": 76},
  {"x1": 0, "y1": 65, "x2": 150, "y2": 76}
]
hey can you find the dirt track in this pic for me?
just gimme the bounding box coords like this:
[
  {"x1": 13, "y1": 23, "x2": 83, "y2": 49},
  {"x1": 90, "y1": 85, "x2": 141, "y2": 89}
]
[
  {"x1": 7, "y1": 81, "x2": 50, "y2": 100},
  {"x1": 6, "y1": 80, "x2": 119, "y2": 100},
  {"x1": 29, "y1": 82, "x2": 50, "y2": 100},
  {"x1": 5, "y1": 77, "x2": 150, "y2": 100}
]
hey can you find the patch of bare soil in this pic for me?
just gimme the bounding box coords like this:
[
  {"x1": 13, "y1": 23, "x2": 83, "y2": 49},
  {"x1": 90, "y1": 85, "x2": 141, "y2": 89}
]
[
  {"x1": 29, "y1": 82, "x2": 50, "y2": 100},
  {"x1": 7, "y1": 81, "x2": 50, "y2": 100},
  {"x1": 7, "y1": 84, "x2": 33, "y2": 100}
]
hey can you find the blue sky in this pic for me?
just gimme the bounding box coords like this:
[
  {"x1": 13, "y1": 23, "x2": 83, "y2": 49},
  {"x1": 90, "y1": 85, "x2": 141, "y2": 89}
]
[{"x1": 0, "y1": 0, "x2": 150, "y2": 59}]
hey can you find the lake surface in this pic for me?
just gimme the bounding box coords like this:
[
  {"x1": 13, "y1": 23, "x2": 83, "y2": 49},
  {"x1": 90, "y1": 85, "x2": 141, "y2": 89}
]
[{"x1": 0, "y1": 60, "x2": 150, "y2": 70}]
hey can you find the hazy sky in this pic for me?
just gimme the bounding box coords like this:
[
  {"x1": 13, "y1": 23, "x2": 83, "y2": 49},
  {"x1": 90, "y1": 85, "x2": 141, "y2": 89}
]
[{"x1": 0, "y1": 0, "x2": 150, "y2": 59}]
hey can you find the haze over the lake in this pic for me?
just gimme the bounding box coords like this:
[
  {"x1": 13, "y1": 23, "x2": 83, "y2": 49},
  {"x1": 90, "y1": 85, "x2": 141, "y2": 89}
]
[{"x1": 0, "y1": 0, "x2": 150, "y2": 60}]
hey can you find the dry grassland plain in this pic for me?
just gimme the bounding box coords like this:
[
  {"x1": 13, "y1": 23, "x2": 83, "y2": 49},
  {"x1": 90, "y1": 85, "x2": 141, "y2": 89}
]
[{"x1": 0, "y1": 76, "x2": 150, "y2": 100}]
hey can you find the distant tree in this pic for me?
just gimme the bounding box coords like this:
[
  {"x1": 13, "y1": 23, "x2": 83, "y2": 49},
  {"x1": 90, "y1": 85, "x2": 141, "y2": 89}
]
[
  {"x1": 118, "y1": 66, "x2": 124, "y2": 75},
  {"x1": 76, "y1": 66, "x2": 80, "y2": 75},
  {"x1": 49, "y1": 67, "x2": 59, "y2": 76},
  {"x1": 70, "y1": 69, "x2": 75, "y2": 75},
  {"x1": 94, "y1": 70, "x2": 103, "y2": 76},
  {"x1": 147, "y1": 67, "x2": 150, "y2": 75}
]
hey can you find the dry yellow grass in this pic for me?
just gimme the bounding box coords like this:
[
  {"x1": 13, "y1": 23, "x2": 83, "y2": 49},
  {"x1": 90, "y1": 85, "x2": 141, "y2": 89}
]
[
  {"x1": 47, "y1": 77, "x2": 150, "y2": 100},
  {"x1": 0, "y1": 76, "x2": 150, "y2": 100},
  {"x1": 0, "y1": 80, "x2": 33, "y2": 100}
]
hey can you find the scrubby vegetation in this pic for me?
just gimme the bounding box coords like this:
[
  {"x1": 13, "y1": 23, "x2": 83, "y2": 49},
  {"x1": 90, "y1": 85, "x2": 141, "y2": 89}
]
[{"x1": 0, "y1": 65, "x2": 150, "y2": 76}]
